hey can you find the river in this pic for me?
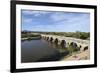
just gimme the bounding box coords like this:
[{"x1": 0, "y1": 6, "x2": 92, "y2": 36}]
[{"x1": 21, "y1": 39, "x2": 69, "y2": 63}]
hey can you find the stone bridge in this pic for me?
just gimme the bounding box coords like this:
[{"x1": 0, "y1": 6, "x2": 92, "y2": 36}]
[{"x1": 41, "y1": 34, "x2": 90, "y2": 51}]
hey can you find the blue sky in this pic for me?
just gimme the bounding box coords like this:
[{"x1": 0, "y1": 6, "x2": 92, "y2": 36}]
[{"x1": 21, "y1": 10, "x2": 90, "y2": 32}]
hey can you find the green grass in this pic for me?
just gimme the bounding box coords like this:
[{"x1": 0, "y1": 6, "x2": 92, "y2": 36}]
[{"x1": 21, "y1": 33, "x2": 41, "y2": 38}]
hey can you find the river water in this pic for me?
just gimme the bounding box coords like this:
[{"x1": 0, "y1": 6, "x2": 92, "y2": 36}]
[{"x1": 21, "y1": 39, "x2": 69, "y2": 63}]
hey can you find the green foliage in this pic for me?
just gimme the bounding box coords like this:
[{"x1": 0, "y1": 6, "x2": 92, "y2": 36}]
[
  {"x1": 66, "y1": 45, "x2": 80, "y2": 56},
  {"x1": 49, "y1": 31, "x2": 90, "y2": 40},
  {"x1": 21, "y1": 33, "x2": 41, "y2": 38},
  {"x1": 79, "y1": 32, "x2": 90, "y2": 39},
  {"x1": 21, "y1": 31, "x2": 90, "y2": 40}
]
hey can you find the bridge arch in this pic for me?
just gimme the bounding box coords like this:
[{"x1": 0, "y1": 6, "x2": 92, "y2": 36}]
[
  {"x1": 46, "y1": 37, "x2": 49, "y2": 41},
  {"x1": 70, "y1": 42, "x2": 81, "y2": 51},
  {"x1": 70, "y1": 42, "x2": 78, "y2": 48},
  {"x1": 54, "y1": 38, "x2": 59, "y2": 45},
  {"x1": 60, "y1": 40, "x2": 66, "y2": 48},
  {"x1": 80, "y1": 45, "x2": 82, "y2": 48},
  {"x1": 83, "y1": 46, "x2": 88, "y2": 51},
  {"x1": 50, "y1": 37, "x2": 53, "y2": 42}
]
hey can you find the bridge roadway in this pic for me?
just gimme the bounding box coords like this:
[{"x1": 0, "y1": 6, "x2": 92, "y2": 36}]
[{"x1": 41, "y1": 34, "x2": 90, "y2": 51}]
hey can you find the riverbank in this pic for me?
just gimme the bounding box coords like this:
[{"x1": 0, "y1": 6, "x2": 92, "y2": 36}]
[
  {"x1": 62, "y1": 49, "x2": 90, "y2": 61},
  {"x1": 21, "y1": 37, "x2": 41, "y2": 41}
]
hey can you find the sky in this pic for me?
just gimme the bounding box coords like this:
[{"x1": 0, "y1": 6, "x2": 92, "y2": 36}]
[{"x1": 21, "y1": 10, "x2": 90, "y2": 32}]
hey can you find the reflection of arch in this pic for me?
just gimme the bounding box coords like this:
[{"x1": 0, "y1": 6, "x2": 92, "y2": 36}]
[
  {"x1": 44, "y1": 36, "x2": 46, "y2": 39},
  {"x1": 84, "y1": 46, "x2": 88, "y2": 51},
  {"x1": 54, "y1": 38, "x2": 58, "y2": 45},
  {"x1": 50, "y1": 37, "x2": 53, "y2": 42},
  {"x1": 70, "y1": 42, "x2": 77, "y2": 48},
  {"x1": 47, "y1": 37, "x2": 49, "y2": 41},
  {"x1": 60, "y1": 40, "x2": 66, "y2": 48}
]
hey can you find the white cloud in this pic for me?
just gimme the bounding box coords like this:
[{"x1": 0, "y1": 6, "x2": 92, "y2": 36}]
[
  {"x1": 50, "y1": 12, "x2": 90, "y2": 24},
  {"x1": 22, "y1": 18, "x2": 33, "y2": 23},
  {"x1": 50, "y1": 12, "x2": 68, "y2": 21},
  {"x1": 22, "y1": 10, "x2": 51, "y2": 17}
]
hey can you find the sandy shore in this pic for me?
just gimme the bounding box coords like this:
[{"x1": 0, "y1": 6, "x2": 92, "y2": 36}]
[{"x1": 62, "y1": 49, "x2": 90, "y2": 61}]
